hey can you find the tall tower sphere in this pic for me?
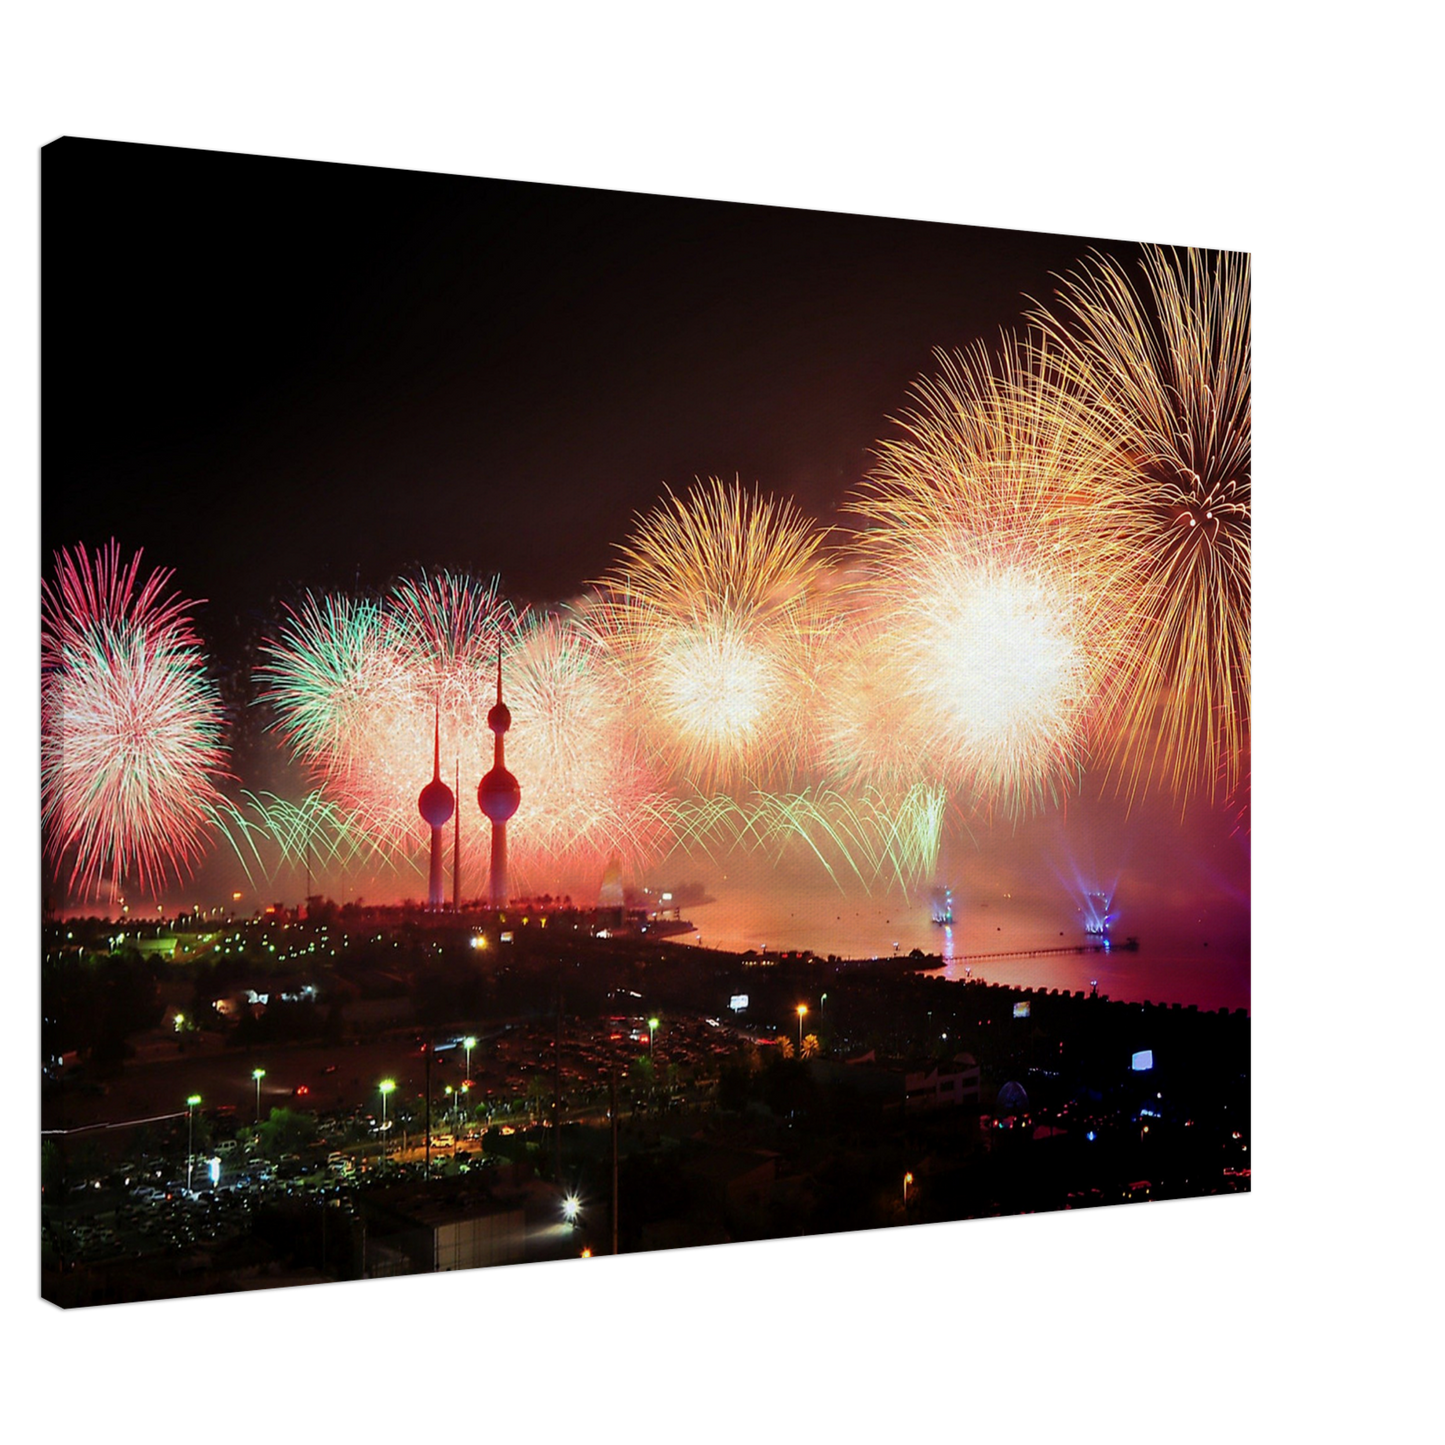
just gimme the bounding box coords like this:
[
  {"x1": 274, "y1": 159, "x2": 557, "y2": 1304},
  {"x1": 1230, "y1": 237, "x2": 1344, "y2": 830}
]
[
  {"x1": 420, "y1": 776, "x2": 455, "y2": 829},
  {"x1": 477, "y1": 643, "x2": 521, "y2": 906},
  {"x1": 477, "y1": 767, "x2": 521, "y2": 823},
  {"x1": 418, "y1": 708, "x2": 454, "y2": 909}
]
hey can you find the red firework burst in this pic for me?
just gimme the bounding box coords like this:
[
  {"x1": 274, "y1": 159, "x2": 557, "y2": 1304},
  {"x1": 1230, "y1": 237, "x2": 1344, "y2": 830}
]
[{"x1": 41, "y1": 541, "x2": 229, "y2": 900}]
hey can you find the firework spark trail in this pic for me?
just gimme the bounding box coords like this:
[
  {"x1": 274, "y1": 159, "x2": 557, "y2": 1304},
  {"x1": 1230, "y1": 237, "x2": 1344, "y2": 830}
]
[
  {"x1": 211, "y1": 790, "x2": 404, "y2": 880},
  {"x1": 592, "y1": 478, "x2": 835, "y2": 793},
  {"x1": 751, "y1": 786, "x2": 947, "y2": 892},
  {"x1": 662, "y1": 791, "x2": 852, "y2": 889},
  {"x1": 203, "y1": 796, "x2": 269, "y2": 891},
  {"x1": 664, "y1": 785, "x2": 945, "y2": 893},
  {"x1": 1029, "y1": 245, "x2": 1251, "y2": 806},
  {"x1": 848, "y1": 335, "x2": 1134, "y2": 817},
  {"x1": 857, "y1": 784, "x2": 949, "y2": 889},
  {"x1": 41, "y1": 541, "x2": 229, "y2": 899}
]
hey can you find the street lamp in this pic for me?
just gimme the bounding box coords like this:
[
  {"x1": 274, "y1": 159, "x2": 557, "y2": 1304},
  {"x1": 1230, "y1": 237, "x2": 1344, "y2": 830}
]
[
  {"x1": 648, "y1": 1017, "x2": 659, "y2": 1056},
  {"x1": 904, "y1": 1171, "x2": 913, "y2": 1208},
  {"x1": 379, "y1": 1079, "x2": 396, "y2": 1156},
  {"x1": 562, "y1": 1193, "x2": 581, "y2": 1227},
  {"x1": 186, "y1": 1094, "x2": 202, "y2": 1193},
  {"x1": 252, "y1": 1067, "x2": 266, "y2": 1123},
  {"x1": 796, "y1": 1004, "x2": 808, "y2": 1054},
  {"x1": 463, "y1": 1035, "x2": 477, "y2": 1083}
]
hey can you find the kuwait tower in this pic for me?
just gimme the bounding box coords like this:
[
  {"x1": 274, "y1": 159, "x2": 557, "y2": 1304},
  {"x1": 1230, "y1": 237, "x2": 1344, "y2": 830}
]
[
  {"x1": 417, "y1": 708, "x2": 455, "y2": 910},
  {"x1": 477, "y1": 647, "x2": 521, "y2": 907}
]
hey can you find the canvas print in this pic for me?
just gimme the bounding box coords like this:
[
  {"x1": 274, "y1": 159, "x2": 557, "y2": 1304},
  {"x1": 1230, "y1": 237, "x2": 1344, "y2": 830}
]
[{"x1": 40, "y1": 139, "x2": 1250, "y2": 1307}]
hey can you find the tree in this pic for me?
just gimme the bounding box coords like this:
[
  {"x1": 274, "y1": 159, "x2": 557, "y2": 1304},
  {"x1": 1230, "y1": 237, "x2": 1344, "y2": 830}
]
[
  {"x1": 801, "y1": 1033, "x2": 821, "y2": 1060},
  {"x1": 256, "y1": 1106, "x2": 317, "y2": 1157}
]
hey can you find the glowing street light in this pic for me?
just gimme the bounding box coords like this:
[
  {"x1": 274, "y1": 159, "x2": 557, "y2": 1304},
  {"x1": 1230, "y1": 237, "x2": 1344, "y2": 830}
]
[
  {"x1": 562, "y1": 1193, "x2": 581, "y2": 1226},
  {"x1": 186, "y1": 1094, "x2": 202, "y2": 1193},
  {"x1": 379, "y1": 1079, "x2": 396, "y2": 1154},
  {"x1": 252, "y1": 1067, "x2": 266, "y2": 1123},
  {"x1": 796, "y1": 1003, "x2": 808, "y2": 1053},
  {"x1": 463, "y1": 1035, "x2": 477, "y2": 1082},
  {"x1": 648, "y1": 1017, "x2": 659, "y2": 1056},
  {"x1": 903, "y1": 1170, "x2": 914, "y2": 1208}
]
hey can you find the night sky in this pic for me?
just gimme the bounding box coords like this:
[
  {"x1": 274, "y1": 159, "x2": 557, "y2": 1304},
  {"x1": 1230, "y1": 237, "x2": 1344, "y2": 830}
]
[
  {"x1": 43, "y1": 136, "x2": 1144, "y2": 634},
  {"x1": 41, "y1": 139, "x2": 1245, "y2": 1005}
]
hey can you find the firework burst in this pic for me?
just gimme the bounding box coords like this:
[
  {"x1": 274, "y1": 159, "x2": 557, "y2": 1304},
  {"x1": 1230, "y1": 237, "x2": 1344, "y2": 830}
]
[
  {"x1": 41, "y1": 541, "x2": 229, "y2": 900},
  {"x1": 593, "y1": 478, "x2": 834, "y2": 792},
  {"x1": 504, "y1": 606, "x2": 675, "y2": 879},
  {"x1": 387, "y1": 569, "x2": 514, "y2": 708},
  {"x1": 849, "y1": 336, "x2": 1131, "y2": 816},
  {"x1": 1029, "y1": 245, "x2": 1251, "y2": 805},
  {"x1": 256, "y1": 591, "x2": 395, "y2": 784}
]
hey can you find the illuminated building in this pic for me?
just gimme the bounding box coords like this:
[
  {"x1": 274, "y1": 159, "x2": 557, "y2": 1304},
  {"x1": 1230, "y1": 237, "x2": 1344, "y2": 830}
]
[{"x1": 477, "y1": 648, "x2": 521, "y2": 907}]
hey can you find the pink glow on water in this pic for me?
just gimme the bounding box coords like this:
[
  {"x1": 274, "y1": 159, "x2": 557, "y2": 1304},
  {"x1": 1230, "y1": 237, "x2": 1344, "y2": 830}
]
[
  {"x1": 669, "y1": 784, "x2": 1249, "y2": 1013},
  {"x1": 678, "y1": 883, "x2": 1247, "y2": 1012}
]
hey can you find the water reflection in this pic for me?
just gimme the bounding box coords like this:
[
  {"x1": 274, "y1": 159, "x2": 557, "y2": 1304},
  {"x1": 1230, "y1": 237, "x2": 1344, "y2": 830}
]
[{"x1": 677, "y1": 885, "x2": 1249, "y2": 1014}]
